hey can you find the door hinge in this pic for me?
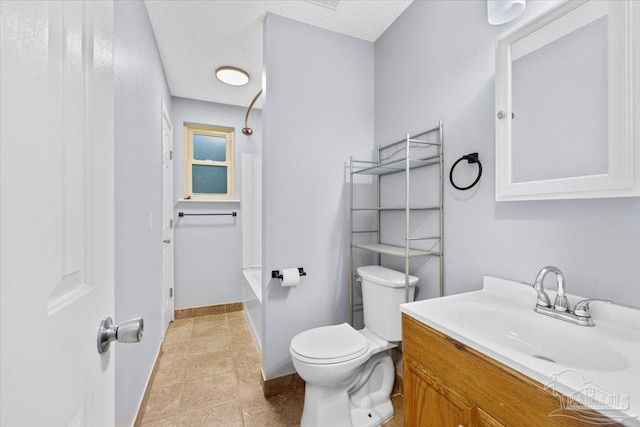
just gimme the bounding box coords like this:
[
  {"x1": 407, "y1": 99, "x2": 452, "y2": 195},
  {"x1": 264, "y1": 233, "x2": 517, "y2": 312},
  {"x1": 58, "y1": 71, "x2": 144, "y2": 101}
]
[
  {"x1": 169, "y1": 150, "x2": 173, "y2": 160},
  {"x1": 169, "y1": 219, "x2": 173, "y2": 229},
  {"x1": 169, "y1": 288, "x2": 173, "y2": 298}
]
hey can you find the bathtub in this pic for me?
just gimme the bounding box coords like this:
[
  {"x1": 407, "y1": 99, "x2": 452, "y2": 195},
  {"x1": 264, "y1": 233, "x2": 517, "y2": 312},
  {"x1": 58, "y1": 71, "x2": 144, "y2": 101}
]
[{"x1": 242, "y1": 267, "x2": 262, "y2": 354}]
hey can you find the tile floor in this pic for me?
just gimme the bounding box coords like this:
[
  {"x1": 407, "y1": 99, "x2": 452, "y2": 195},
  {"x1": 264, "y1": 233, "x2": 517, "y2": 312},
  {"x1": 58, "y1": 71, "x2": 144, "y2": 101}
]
[{"x1": 140, "y1": 311, "x2": 404, "y2": 427}]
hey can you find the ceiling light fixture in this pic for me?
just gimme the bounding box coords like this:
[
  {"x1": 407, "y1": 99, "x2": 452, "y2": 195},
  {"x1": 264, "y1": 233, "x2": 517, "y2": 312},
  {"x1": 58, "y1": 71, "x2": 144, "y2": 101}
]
[
  {"x1": 487, "y1": 0, "x2": 526, "y2": 25},
  {"x1": 215, "y1": 66, "x2": 250, "y2": 86}
]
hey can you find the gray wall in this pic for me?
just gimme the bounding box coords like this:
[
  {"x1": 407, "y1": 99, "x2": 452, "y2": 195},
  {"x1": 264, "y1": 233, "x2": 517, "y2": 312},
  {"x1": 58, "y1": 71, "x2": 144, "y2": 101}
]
[
  {"x1": 374, "y1": 1, "x2": 640, "y2": 307},
  {"x1": 262, "y1": 14, "x2": 375, "y2": 379},
  {"x1": 171, "y1": 97, "x2": 262, "y2": 309},
  {"x1": 114, "y1": 1, "x2": 171, "y2": 425}
]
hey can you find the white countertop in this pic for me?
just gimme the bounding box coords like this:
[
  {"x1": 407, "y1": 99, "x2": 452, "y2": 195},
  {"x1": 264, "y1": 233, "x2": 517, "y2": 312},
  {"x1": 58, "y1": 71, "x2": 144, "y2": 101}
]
[{"x1": 400, "y1": 276, "x2": 640, "y2": 426}]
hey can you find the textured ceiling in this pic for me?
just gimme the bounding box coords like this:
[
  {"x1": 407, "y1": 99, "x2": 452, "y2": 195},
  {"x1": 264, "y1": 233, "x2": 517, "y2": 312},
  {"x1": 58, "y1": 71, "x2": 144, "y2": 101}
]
[{"x1": 144, "y1": 0, "x2": 413, "y2": 109}]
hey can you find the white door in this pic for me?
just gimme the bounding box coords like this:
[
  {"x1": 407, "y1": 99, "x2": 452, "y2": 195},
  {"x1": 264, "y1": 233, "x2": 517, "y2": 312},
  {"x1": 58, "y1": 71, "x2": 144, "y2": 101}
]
[
  {"x1": 161, "y1": 102, "x2": 175, "y2": 330},
  {"x1": 1, "y1": 1, "x2": 115, "y2": 425}
]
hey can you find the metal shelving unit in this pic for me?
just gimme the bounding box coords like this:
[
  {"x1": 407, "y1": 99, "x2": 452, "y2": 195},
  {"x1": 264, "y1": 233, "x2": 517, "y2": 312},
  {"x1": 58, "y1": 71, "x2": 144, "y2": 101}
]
[{"x1": 349, "y1": 121, "x2": 444, "y2": 325}]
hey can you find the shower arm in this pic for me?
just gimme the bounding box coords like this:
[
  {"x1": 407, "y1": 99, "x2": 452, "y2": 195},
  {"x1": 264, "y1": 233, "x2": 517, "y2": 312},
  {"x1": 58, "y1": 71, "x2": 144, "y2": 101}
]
[{"x1": 242, "y1": 89, "x2": 263, "y2": 135}]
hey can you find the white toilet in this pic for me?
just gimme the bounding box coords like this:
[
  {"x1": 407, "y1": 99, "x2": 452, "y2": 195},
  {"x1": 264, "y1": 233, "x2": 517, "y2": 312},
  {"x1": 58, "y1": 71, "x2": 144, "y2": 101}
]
[{"x1": 290, "y1": 265, "x2": 418, "y2": 427}]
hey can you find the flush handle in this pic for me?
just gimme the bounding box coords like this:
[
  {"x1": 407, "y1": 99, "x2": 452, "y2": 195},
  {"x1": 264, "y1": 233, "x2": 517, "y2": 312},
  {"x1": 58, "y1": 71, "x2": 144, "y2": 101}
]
[{"x1": 97, "y1": 317, "x2": 144, "y2": 354}]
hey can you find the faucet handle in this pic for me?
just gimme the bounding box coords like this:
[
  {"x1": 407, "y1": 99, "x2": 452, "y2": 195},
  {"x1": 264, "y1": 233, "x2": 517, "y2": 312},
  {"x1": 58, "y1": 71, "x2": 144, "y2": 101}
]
[
  {"x1": 536, "y1": 291, "x2": 552, "y2": 308},
  {"x1": 573, "y1": 299, "x2": 612, "y2": 318},
  {"x1": 553, "y1": 295, "x2": 570, "y2": 312}
]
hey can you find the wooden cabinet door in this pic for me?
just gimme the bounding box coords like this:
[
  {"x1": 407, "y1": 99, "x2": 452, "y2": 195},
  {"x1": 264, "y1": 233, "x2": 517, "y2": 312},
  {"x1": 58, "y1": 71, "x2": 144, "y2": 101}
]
[{"x1": 405, "y1": 362, "x2": 473, "y2": 427}]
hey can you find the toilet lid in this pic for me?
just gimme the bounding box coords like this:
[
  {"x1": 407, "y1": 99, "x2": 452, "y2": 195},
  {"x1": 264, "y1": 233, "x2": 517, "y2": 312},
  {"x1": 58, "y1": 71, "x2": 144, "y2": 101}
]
[{"x1": 290, "y1": 323, "x2": 368, "y2": 362}]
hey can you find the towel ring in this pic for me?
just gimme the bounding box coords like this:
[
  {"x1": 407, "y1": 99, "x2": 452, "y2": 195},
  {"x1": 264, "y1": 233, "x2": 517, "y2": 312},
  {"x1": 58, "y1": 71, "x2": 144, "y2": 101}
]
[{"x1": 449, "y1": 152, "x2": 482, "y2": 191}]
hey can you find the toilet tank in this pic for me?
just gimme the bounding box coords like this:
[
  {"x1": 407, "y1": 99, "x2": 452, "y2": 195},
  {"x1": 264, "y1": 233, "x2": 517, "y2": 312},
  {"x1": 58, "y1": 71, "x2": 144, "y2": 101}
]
[{"x1": 357, "y1": 265, "x2": 418, "y2": 342}]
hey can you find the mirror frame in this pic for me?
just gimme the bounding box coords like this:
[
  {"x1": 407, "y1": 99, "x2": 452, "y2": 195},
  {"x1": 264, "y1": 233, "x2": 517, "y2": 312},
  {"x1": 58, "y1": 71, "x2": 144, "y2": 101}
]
[{"x1": 495, "y1": 0, "x2": 640, "y2": 201}]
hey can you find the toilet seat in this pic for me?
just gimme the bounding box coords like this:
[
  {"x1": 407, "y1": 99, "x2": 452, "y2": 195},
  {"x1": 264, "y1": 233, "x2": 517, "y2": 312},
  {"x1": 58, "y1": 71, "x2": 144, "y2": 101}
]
[{"x1": 290, "y1": 323, "x2": 368, "y2": 365}]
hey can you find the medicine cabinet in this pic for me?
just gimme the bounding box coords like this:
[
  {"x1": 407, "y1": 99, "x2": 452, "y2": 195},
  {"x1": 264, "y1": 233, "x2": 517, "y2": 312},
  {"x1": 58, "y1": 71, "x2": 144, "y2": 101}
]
[{"x1": 495, "y1": 0, "x2": 639, "y2": 201}]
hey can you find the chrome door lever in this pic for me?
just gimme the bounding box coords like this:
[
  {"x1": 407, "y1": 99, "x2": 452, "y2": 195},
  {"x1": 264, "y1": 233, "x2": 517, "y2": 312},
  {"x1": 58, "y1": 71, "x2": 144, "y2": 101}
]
[{"x1": 97, "y1": 317, "x2": 144, "y2": 354}]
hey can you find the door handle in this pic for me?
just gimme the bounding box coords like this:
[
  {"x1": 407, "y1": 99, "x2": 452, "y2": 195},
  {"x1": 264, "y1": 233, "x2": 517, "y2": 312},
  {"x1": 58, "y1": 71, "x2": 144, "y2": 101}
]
[
  {"x1": 163, "y1": 239, "x2": 171, "y2": 244},
  {"x1": 97, "y1": 317, "x2": 144, "y2": 354}
]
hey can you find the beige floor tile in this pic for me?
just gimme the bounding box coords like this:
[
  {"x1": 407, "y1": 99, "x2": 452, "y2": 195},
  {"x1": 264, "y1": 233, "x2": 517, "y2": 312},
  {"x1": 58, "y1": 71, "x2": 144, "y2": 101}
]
[
  {"x1": 236, "y1": 364, "x2": 261, "y2": 381},
  {"x1": 171, "y1": 318, "x2": 194, "y2": 328},
  {"x1": 177, "y1": 401, "x2": 243, "y2": 427},
  {"x1": 294, "y1": 384, "x2": 305, "y2": 407},
  {"x1": 164, "y1": 323, "x2": 193, "y2": 344},
  {"x1": 188, "y1": 334, "x2": 232, "y2": 356},
  {"x1": 227, "y1": 318, "x2": 250, "y2": 334},
  {"x1": 161, "y1": 340, "x2": 191, "y2": 363},
  {"x1": 153, "y1": 359, "x2": 187, "y2": 389},
  {"x1": 185, "y1": 352, "x2": 236, "y2": 382},
  {"x1": 229, "y1": 327, "x2": 253, "y2": 344},
  {"x1": 180, "y1": 371, "x2": 239, "y2": 413},
  {"x1": 231, "y1": 348, "x2": 261, "y2": 372},
  {"x1": 234, "y1": 355, "x2": 261, "y2": 373},
  {"x1": 237, "y1": 368, "x2": 264, "y2": 400},
  {"x1": 141, "y1": 417, "x2": 177, "y2": 427},
  {"x1": 241, "y1": 389, "x2": 301, "y2": 421},
  {"x1": 206, "y1": 323, "x2": 232, "y2": 334},
  {"x1": 193, "y1": 313, "x2": 227, "y2": 324},
  {"x1": 243, "y1": 409, "x2": 300, "y2": 427},
  {"x1": 191, "y1": 322, "x2": 227, "y2": 340},
  {"x1": 142, "y1": 383, "x2": 183, "y2": 423},
  {"x1": 242, "y1": 393, "x2": 303, "y2": 427}
]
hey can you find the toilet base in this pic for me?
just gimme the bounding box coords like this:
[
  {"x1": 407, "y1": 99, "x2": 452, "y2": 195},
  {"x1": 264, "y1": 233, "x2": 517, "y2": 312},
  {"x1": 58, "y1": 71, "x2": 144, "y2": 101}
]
[
  {"x1": 301, "y1": 385, "x2": 351, "y2": 427},
  {"x1": 300, "y1": 352, "x2": 395, "y2": 427},
  {"x1": 350, "y1": 398, "x2": 393, "y2": 427}
]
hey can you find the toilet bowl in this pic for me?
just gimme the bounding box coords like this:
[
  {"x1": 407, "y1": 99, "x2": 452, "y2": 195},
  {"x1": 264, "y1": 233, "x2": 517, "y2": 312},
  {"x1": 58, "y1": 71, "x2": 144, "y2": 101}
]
[
  {"x1": 290, "y1": 266, "x2": 418, "y2": 427},
  {"x1": 290, "y1": 324, "x2": 396, "y2": 427}
]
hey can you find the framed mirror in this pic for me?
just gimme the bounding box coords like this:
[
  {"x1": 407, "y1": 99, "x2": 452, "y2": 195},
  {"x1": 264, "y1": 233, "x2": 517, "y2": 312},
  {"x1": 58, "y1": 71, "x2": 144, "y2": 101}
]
[{"x1": 495, "y1": 0, "x2": 639, "y2": 201}]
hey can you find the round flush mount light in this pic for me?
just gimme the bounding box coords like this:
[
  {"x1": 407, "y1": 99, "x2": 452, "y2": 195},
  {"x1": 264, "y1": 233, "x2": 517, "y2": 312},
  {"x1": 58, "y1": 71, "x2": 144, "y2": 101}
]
[
  {"x1": 487, "y1": 0, "x2": 526, "y2": 25},
  {"x1": 215, "y1": 66, "x2": 250, "y2": 86}
]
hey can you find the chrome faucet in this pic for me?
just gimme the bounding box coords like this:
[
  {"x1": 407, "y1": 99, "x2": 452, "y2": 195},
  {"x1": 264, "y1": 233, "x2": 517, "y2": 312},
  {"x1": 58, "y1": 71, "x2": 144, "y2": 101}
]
[
  {"x1": 532, "y1": 266, "x2": 611, "y2": 326},
  {"x1": 533, "y1": 266, "x2": 568, "y2": 311}
]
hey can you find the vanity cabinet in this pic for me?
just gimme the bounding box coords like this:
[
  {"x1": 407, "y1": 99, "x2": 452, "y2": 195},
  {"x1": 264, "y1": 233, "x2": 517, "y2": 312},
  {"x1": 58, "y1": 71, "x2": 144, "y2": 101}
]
[
  {"x1": 404, "y1": 360, "x2": 504, "y2": 427},
  {"x1": 402, "y1": 314, "x2": 620, "y2": 427}
]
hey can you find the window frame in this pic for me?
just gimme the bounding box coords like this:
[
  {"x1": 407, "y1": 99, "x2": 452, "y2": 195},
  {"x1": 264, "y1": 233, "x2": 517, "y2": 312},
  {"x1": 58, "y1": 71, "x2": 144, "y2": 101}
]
[{"x1": 183, "y1": 123, "x2": 235, "y2": 200}]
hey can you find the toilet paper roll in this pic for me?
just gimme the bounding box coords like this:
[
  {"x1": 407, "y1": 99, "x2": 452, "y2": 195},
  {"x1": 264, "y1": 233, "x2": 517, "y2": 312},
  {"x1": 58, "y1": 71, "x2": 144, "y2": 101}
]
[{"x1": 281, "y1": 268, "x2": 300, "y2": 287}]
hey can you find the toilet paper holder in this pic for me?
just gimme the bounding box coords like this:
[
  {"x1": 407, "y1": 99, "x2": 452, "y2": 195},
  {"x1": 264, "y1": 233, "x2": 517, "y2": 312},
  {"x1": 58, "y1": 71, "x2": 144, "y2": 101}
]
[{"x1": 272, "y1": 267, "x2": 307, "y2": 280}]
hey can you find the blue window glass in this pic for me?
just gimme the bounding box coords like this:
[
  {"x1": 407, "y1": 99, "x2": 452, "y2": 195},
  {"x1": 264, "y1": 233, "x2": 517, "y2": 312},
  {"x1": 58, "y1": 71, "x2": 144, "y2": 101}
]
[
  {"x1": 192, "y1": 165, "x2": 227, "y2": 194},
  {"x1": 193, "y1": 134, "x2": 226, "y2": 161}
]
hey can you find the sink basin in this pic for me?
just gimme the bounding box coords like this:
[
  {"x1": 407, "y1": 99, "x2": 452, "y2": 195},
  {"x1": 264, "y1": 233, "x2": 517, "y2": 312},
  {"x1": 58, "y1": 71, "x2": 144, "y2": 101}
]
[
  {"x1": 456, "y1": 307, "x2": 628, "y2": 372},
  {"x1": 400, "y1": 276, "x2": 640, "y2": 425}
]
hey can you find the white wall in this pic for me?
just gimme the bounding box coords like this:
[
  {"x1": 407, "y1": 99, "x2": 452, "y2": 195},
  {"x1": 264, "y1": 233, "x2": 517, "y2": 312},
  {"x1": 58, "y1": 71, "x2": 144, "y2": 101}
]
[
  {"x1": 262, "y1": 13, "x2": 375, "y2": 379},
  {"x1": 114, "y1": 1, "x2": 171, "y2": 425},
  {"x1": 374, "y1": 1, "x2": 640, "y2": 308},
  {"x1": 171, "y1": 97, "x2": 262, "y2": 309}
]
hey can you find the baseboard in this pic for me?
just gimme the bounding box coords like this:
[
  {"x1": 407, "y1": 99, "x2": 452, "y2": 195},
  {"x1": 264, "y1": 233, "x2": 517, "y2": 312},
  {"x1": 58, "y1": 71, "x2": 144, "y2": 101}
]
[
  {"x1": 133, "y1": 342, "x2": 164, "y2": 427},
  {"x1": 260, "y1": 370, "x2": 304, "y2": 398},
  {"x1": 174, "y1": 301, "x2": 243, "y2": 319}
]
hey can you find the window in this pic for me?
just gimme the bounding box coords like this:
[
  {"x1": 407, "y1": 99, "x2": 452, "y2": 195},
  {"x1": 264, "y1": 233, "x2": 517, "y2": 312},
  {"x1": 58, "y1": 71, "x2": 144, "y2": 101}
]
[{"x1": 184, "y1": 123, "x2": 235, "y2": 200}]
